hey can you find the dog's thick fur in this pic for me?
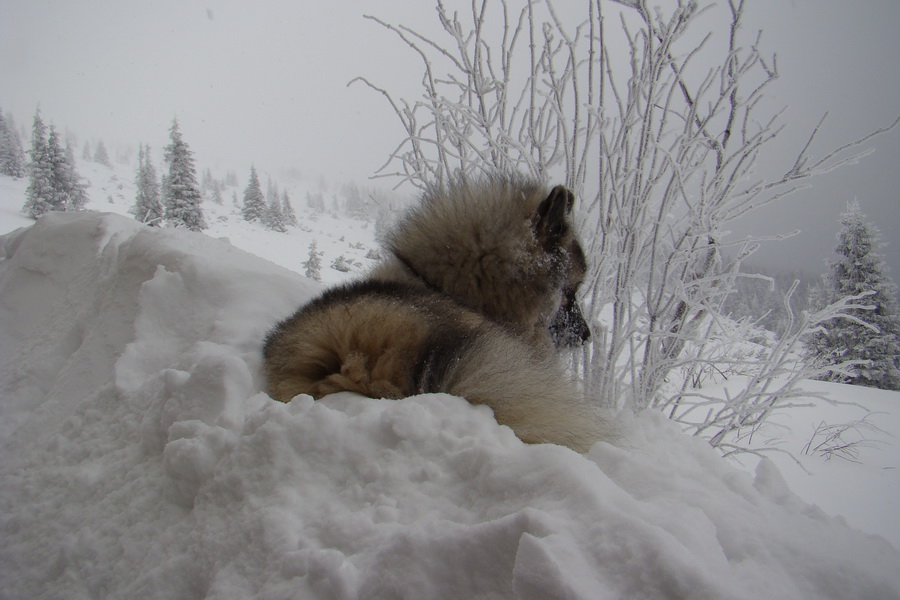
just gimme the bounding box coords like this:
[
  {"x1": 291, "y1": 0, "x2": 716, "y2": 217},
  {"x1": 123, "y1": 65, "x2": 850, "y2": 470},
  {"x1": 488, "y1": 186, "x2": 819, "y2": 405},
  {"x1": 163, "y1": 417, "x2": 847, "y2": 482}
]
[{"x1": 263, "y1": 174, "x2": 611, "y2": 452}]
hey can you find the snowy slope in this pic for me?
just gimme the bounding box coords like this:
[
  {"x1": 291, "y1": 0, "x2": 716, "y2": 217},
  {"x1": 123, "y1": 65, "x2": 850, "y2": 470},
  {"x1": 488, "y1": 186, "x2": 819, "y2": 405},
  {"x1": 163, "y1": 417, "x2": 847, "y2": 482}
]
[
  {"x1": 77, "y1": 158, "x2": 385, "y2": 285},
  {"x1": 1, "y1": 206, "x2": 899, "y2": 597}
]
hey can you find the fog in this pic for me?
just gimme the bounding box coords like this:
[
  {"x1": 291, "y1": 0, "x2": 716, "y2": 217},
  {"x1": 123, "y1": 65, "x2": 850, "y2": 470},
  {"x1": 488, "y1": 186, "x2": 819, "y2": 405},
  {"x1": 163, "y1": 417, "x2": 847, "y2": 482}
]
[{"x1": 2, "y1": 0, "x2": 897, "y2": 277}]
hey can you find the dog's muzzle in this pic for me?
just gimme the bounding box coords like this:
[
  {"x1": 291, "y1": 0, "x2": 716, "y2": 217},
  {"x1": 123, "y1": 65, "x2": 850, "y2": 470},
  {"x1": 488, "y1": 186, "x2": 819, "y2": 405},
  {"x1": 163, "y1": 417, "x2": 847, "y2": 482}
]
[{"x1": 549, "y1": 296, "x2": 591, "y2": 348}]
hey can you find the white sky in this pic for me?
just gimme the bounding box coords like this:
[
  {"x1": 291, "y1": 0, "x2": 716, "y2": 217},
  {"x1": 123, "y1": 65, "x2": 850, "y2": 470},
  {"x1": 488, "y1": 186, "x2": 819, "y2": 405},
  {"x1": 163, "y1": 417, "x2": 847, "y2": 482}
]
[{"x1": 2, "y1": 0, "x2": 898, "y2": 277}]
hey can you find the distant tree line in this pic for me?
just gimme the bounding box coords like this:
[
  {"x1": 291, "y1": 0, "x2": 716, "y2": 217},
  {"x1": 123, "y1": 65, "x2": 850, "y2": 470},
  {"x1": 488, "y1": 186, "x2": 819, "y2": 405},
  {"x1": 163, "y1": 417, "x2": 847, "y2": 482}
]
[{"x1": 10, "y1": 105, "x2": 381, "y2": 244}]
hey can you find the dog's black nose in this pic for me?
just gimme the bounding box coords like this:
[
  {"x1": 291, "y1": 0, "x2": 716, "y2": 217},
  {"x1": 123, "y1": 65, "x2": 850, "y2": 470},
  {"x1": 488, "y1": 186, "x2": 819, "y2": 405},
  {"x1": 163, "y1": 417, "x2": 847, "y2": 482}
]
[{"x1": 549, "y1": 299, "x2": 591, "y2": 348}]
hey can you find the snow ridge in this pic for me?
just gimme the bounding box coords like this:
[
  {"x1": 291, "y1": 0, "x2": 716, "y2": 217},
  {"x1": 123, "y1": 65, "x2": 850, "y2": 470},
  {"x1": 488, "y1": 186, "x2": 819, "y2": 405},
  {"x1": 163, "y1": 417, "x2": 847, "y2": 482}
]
[{"x1": 1, "y1": 211, "x2": 898, "y2": 599}]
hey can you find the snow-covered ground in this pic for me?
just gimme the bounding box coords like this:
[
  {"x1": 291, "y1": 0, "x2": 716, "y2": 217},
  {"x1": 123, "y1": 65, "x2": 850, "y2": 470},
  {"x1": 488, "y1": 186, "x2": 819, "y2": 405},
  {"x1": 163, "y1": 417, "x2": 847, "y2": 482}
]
[{"x1": 1, "y1": 163, "x2": 899, "y2": 598}]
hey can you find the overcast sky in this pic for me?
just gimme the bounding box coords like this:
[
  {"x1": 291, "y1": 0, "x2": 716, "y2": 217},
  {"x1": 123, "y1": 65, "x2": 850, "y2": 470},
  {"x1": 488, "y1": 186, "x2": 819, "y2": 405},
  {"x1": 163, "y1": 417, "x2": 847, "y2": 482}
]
[{"x1": 2, "y1": 0, "x2": 898, "y2": 278}]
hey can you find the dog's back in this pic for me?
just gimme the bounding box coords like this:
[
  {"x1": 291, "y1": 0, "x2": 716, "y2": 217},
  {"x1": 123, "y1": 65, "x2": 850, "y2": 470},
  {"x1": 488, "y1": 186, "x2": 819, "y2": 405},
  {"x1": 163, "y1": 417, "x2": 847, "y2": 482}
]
[{"x1": 263, "y1": 175, "x2": 611, "y2": 452}]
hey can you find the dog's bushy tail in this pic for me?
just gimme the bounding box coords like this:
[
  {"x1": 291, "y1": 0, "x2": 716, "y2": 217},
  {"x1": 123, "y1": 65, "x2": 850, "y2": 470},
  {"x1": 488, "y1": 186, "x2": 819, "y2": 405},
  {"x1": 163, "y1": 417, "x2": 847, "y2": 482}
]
[{"x1": 439, "y1": 333, "x2": 614, "y2": 453}]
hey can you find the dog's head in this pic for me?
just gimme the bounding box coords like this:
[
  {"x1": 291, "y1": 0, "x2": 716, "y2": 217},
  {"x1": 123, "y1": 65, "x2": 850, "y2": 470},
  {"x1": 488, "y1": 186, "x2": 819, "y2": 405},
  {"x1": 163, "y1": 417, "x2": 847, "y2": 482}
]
[
  {"x1": 382, "y1": 176, "x2": 591, "y2": 349},
  {"x1": 532, "y1": 185, "x2": 592, "y2": 348}
]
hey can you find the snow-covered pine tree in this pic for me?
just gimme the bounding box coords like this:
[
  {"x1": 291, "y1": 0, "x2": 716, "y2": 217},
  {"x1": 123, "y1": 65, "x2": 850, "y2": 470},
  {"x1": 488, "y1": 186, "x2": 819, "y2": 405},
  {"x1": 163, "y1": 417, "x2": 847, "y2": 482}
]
[
  {"x1": 241, "y1": 166, "x2": 266, "y2": 222},
  {"x1": 81, "y1": 141, "x2": 91, "y2": 161},
  {"x1": 342, "y1": 182, "x2": 368, "y2": 220},
  {"x1": 201, "y1": 167, "x2": 213, "y2": 192},
  {"x1": 161, "y1": 119, "x2": 206, "y2": 231},
  {"x1": 93, "y1": 139, "x2": 111, "y2": 167},
  {"x1": 263, "y1": 179, "x2": 287, "y2": 232},
  {"x1": 306, "y1": 191, "x2": 325, "y2": 214},
  {"x1": 303, "y1": 240, "x2": 322, "y2": 281},
  {"x1": 808, "y1": 200, "x2": 900, "y2": 390},
  {"x1": 61, "y1": 140, "x2": 87, "y2": 211},
  {"x1": 45, "y1": 126, "x2": 68, "y2": 210},
  {"x1": 210, "y1": 180, "x2": 223, "y2": 205},
  {"x1": 265, "y1": 194, "x2": 287, "y2": 232},
  {"x1": 281, "y1": 189, "x2": 298, "y2": 227},
  {"x1": 0, "y1": 109, "x2": 26, "y2": 178},
  {"x1": 23, "y1": 109, "x2": 55, "y2": 218},
  {"x1": 131, "y1": 144, "x2": 164, "y2": 225}
]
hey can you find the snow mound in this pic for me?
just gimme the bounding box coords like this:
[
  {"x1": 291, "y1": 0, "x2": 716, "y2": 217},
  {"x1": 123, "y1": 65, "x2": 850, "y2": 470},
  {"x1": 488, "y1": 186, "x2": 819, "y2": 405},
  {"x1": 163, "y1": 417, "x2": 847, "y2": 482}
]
[{"x1": 1, "y1": 212, "x2": 898, "y2": 599}]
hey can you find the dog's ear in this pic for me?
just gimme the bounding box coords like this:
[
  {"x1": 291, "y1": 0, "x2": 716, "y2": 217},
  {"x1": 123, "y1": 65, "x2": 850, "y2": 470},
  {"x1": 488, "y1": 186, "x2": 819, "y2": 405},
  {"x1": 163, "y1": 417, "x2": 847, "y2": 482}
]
[{"x1": 533, "y1": 185, "x2": 574, "y2": 249}]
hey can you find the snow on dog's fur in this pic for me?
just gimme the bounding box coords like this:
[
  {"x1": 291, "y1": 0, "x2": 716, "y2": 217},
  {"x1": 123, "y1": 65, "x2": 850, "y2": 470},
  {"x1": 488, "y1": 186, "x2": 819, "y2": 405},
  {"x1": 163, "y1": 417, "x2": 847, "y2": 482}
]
[{"x1": 264, "y1": 174, "x2": 611, "y2": 452}]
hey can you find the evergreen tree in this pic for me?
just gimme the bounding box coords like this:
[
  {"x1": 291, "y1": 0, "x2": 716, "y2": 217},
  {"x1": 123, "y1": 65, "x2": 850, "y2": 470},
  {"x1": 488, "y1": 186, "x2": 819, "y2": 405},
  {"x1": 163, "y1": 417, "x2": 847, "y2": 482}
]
[
  {"x1": 210, "y1": 180, "x2": 224, "y2": 205},
  {"x1": 22, "y1": 112, "x2": 86, "y2": 217},
  {"x1": 808, "y1": 201, "x2": 900, "y2": 390},
  {"x1": 61, "y1": 139, "x2": 87, "y2": 210},
  {"x1": 82, "y1": 141, "x2": 91, "y2": 161},
  {"x1": 342, "y1": 182, "x2": 368, "y2": 219},
  {"x1": 265, "y1": 194, "x2": 287, "y2": 232},
  {"x1": 131, "y1": 144, "x2": 164, "y2": 225},
  {"x1": 0, "y1": 109, "x2": 26, "y2": 178},
  {"x1": 281, "y1": 189, "x2": 298, "y2": 227},
  {"x1": 263, "y1": 179, "x2": 287, "y2": 232},
  {"x1": 201, "y1": 167, "x2": 213, "y2": 192},
  {"x1": 306, "y1": 190, "x2": 325, "y2": 213},
  {"x1": 161, "y1": 119, "x2": 206, "y2": 231},
  {"x1": 303, "y1": 240, "x2": 322, "y2": 281},
  {"x1": 93, "y1": 139, "x2": 111, "y2": 167},
  {"x1": 241, "y1": 166, "x2": 266, "y2": 222},
  {"x1": 23, "y1": 109, "x2": 54, "y2": 218},
  {"x1": 45, "y1": 126, "x2": 68, "y2": 209}
]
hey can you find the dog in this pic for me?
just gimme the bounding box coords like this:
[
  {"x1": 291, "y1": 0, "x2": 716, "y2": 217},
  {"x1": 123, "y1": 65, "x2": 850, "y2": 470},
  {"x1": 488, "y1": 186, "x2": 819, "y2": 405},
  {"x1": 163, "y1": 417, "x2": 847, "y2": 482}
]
[{"x1": 263, "y1": 174, "x2": 610, "y2": 452}]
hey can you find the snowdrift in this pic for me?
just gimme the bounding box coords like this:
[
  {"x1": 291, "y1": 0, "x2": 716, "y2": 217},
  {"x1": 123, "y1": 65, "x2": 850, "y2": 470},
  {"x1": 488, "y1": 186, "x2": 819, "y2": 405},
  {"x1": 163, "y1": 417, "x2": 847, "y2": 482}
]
[{"x1": 1, "y1": 212, "x2": 898, "y2": 600}]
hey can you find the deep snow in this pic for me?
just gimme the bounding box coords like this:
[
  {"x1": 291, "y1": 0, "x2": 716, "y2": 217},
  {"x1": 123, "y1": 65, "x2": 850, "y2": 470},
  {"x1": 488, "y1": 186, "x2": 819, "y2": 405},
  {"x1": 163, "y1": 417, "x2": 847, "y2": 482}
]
[{"x1": 1, "y1": 163, "x2": 899, "y2": 598}]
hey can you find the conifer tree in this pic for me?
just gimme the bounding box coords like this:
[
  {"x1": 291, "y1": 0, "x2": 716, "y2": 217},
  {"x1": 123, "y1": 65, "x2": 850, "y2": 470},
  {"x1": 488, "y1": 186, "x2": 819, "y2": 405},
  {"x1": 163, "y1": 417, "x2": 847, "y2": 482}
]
[
  {"x1": 22, "y1": 111, "x2": 86, "y2": 217},
  {"x1": 131, "y1": 144, "x2": 164, "y2": 225},
  {"x1": 93, "y1": 139, "x2": 111, "y2": 167},
  {"x1": 306, "y1": 191, "x2": 325, "y2": 213},
  {"x1": 201, "y1": 167, "x2": 213, "y2": 192},
  {"x1": 808, "y1": 201, "x2": 900, "y2": 390},
  {"x1": 0, "y1": 109, "x2": 26, "y2": 178},
  {"x1": 263, "y1": 179, "x2": 287, "y2": 232},
  {"x1": 281, "y1": 189, "x2": 298, "y2": 227},
  {"x1": 45, "y1": 126, "x2": 68, "y2": 209},
  {"x1": 210, "y1": 180, "x2": 224, "y2": 205},
  {"x1": 81, "y1": 141, "x2": 91, "y2": 161},
  {"x1": 303, "y1": 240, "x2": 322, "y2": 281},
  {"x1": 23, "y1": 109, "x2": 55, "y2": 218},
  {"x1": 265, "y1": 194, "x2": 287, "y2": 232},
  {"x1": 161, "y1": 119, "x2": 206, "y2": 231},
  {"x1": 241, "y1": 166, "x2": 266, "y2": 222},
  {"x1": 61, "y1": 139, "x2": 87, "y2": 211},
  {"x1": 342, "y1": 182, "x2": 367, "y2": 219}
]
